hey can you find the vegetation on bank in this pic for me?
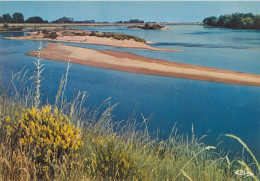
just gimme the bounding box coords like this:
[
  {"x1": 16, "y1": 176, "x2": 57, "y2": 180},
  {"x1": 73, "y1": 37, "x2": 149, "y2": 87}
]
[
  {"x1": 30, "y1": 29, "x2": 147, "y2": 43},
  {"x1": 203, "y1": 13, "x2": 260, "y2": 30},
  {"x1": 0, "y1": 23, "x2": 23, "y2": 31},
  {"x1": 89, "y1": 31, "x2": 146, "y2": 43},
  {"x1": 128, "y1": 23, "x2": 166, "y2": 30},
  {"x1": 0, "y1": 44, "x2": 259, "y2": 180}
]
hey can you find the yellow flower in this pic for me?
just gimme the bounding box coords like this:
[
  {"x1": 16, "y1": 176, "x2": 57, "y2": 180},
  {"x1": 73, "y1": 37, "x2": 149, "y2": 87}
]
[
  {"x1": 29, "y1": 136, "x2": 33, "y2": 143},
  {"x1": 47, "y1": 149, "x2": 52, "y2": 154},
  {"x1": 5, "y1": 105, "x2": 82, "y2": 174},
  {"x1": 5, "y1": 116, "x2": 11, "y2": 123},
  {"x1": 7, "y1": 125, "x2": 13, "y2": 131},
  {"x1": 54, "y1": 107, "x2": 58, "y2": 115}
]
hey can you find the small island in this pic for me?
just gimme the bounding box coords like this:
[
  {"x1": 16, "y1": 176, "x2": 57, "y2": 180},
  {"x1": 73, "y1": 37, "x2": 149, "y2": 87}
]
[
  {"x1": 128, "y1": 23, "x2": 169, "y2": 30},
  {"x1": 4, "y1": 28, "x2": 180, "y2": 51}
]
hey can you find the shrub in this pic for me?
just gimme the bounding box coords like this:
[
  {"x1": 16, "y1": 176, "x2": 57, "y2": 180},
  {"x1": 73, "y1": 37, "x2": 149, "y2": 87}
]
[
  {"x1": 88, "y1": 135, "x2": 145, "y2": 180},
  {"x1": 41, "y1": 29, "x2": 49, "y2": 35},
  {"x1": 3, "y1": 106, "x2": 83, "y2": 178},
  {"x1": 89, "y1": 31, "x2": 97, "y2": 36},
  {"x1": 3, "y1": 23, "x2": 9, "y2": 29},
  {"x1": 43, "y1": 31, "x2": 58, "y2": 39},
  {"x1": 94, "y1": 32, "x2": 146, "y2": 43}
]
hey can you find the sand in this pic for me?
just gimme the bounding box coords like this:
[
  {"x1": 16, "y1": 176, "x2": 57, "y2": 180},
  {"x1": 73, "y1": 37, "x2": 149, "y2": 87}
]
[
  {"x1": 5, "y1": 33, "x2": 181, "y2": 52},
  {"x1": 27, "y1": 43, "x2": 260, "y2": 87}
]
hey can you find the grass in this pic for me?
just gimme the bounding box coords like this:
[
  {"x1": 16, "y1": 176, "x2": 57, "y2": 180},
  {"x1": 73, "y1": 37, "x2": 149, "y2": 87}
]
[{"x1": 0, "y1": 45, "x2": 259, "y2": 180}]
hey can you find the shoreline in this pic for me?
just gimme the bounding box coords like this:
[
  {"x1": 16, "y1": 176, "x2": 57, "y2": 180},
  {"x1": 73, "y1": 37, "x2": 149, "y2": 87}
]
[
  {"x1": 27, "y1": 42, "x2": 260, "y2": 87},
  {"x1": 4, "y1": 33, "x2": 182, "y2": 52}
]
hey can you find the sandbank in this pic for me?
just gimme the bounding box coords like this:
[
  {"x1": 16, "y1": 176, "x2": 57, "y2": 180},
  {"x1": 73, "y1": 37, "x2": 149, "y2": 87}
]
[
  {"x1": 27, "y1": 43, "x2": 260, "y2": 87},
  {"x1": 4, "y1": 31, "x2": 181, "y2": 52}
]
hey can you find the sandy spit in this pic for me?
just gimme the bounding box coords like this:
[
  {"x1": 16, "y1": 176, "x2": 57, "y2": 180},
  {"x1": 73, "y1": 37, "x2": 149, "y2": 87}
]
[
  {"x1": 27, "y1": 43, "x2": 260, "y2": 87},
  {"x1": 5, "y1": 35, "x2": 181, "y2": 52}
]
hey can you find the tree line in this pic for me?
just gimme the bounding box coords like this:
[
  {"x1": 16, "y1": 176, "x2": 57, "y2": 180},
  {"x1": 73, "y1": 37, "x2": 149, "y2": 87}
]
[
  {"x1": 0, "y1": 12, "x2": 48, "y2": 23},
  {"x1": 116, "y1": 19, "x2": 144, "y2": 24},
  {"x1": 1, "y1": 12, "x2": 146, "y2": 24},
  {"x1": 203, "y1": 13, "x2": 260, "y2": 30}
]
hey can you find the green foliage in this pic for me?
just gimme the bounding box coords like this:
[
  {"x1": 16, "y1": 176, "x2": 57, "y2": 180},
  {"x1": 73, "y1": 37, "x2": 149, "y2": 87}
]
[
  {"x1": 2, "y1": 106, "x2": 83, "y2": 179},
  {"x1": 203, "y1": 16, "x2": 218, "y2": 26},
  {"x1": 87, "y1": 135, "x2": 145, "y2": 180},
  {"x1": 41, "y1": 29, "x2": 49, "y2": 35},
  {"x1": 12, "y1": 12, "x2": 24, "y2": 23},
  {"x1": 203, "y1": 13, "x2": 260, "y2": 30},
  {"x1": 91, "y1": 31, "x2": 146, "y2": 43},
  {"x1": 25, "y1": 16, "x2": 46, "y2": 24},
  {"x1": 124, "y1": 19, "x2": 144, "y2": 23},
  {"x1": 128, "y1": 23, "x2": 165, "y2": 30},
  {"x1": 52, "y1": 17, "x2": 74, "y2": 23},
  {"x1": 43, "y1": 31, "x2": 58, "y2": 39},
  {"x1": 143, "y1": 24, "x2": 165, "y2": 30},
  {"x1": 3, "y1": 23, "x2": 9, "y2": 29},
  {"x1": 1, "y1": 13, "x2": 12, "y2": 23}
]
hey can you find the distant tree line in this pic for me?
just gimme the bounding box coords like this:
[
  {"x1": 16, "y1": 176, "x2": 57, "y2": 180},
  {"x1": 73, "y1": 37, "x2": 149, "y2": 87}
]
[
  {"x1": 1, "y1": 12, "x2": 147, "y2": 24},
  {"x1": 51, "y1": 17, "x2": 96, "y2": 24},
  {"x1": 0, "y1": 12, "x2": 48, "y2": 23},
  {"x1": 203, "y1": 13, "x2": 260, "y2": 30},
  {"x1": 52, "y1": 17, "x2": 74, "y2": 23},
  {"x1": 117, "y1": 19, "x2": 145, "y2": 24}
]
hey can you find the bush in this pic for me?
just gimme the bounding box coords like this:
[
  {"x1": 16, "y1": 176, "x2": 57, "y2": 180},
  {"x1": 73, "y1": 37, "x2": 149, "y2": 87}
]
[
  {"x1": 93, "y1": 32, "x2": 146, "y2": 43},
  {"x1": 43, "y1": 31, "x2": 58, "y2": 39},
  {"x1": 3, "y1": 23, "x2": 9, "y2": 29},
  {"x1": 88, "y1": 135, "x2": 145, "y2": 180},
  {"x1": 3, "y1": 106, "x2": 83, "y2": 178},
  {"x1": 41, "y1": 29, "x2": 49, "y2": 35}
]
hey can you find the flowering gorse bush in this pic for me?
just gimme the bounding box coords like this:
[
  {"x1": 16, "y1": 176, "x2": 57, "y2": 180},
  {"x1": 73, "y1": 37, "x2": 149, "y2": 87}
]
[{"x1": 3, "y1": 105, "x2": 83, "y2": 177}]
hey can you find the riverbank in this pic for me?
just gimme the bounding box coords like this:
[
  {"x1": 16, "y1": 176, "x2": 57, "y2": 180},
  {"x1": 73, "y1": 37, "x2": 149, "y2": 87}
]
[
  {"x1": 4, "y1": 29, "x2": 181, "y2": 51},
  {"x1": 2, "y1": 91, "x2": 257, "y2": 181},
  {"x1": 28, "y1": 42, "x2": 260, "y2": 87}
]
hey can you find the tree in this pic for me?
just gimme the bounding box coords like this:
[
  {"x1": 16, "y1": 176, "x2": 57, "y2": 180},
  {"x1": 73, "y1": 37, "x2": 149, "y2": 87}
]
[
  {"x1": 230, "y1": 13, "x2": 243, "y2": 28},
  {"x1": 203, "y1": 13, "x2": 260, "y2": 30},
  {"x1": 253, "y1": 15, "x2": 260, "y2": 30},
  {"x1": 52, "y1": 17, "x2": 74, "y2": 23},
  {"x1": 12, "y1": 12, "x2": 24, "y2": 23},
  {"x1": 2, "y1": 13, "x2": 12, "y2": 23},
  {"x1": 203, "y1": 16, "x2": 218, "y2": 26},
  {"x1": 244, "y1": 17, "x2": 254, "y2": 29},
  {"x1": 124, "y1": 19, "x2": 144, "y2": 23},
  {"x1": 25, "y1": 16, "x2": 45, "y2": 23}
]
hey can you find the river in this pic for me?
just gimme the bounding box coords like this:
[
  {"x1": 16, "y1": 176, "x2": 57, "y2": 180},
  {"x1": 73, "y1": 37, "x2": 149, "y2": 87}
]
[{"x1": 0, "y1": 25, "x2": 259, "y2": 159}]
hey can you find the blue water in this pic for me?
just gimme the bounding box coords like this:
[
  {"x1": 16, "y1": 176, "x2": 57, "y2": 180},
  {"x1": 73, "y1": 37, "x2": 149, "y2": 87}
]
[{"x1": 0, "y1": 25, "x2": 260, "y2": 159}]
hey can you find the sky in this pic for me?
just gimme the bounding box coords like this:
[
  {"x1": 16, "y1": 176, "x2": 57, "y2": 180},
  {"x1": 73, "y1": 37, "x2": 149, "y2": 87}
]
[{"x1": 0, "y1": 1, "x2": 260, "y2": 23}]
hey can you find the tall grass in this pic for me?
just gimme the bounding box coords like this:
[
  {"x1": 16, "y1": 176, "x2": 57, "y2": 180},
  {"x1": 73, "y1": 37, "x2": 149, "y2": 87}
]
[{"x1": 0, "y1": 44, "x2": 259, "y2": 180}]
